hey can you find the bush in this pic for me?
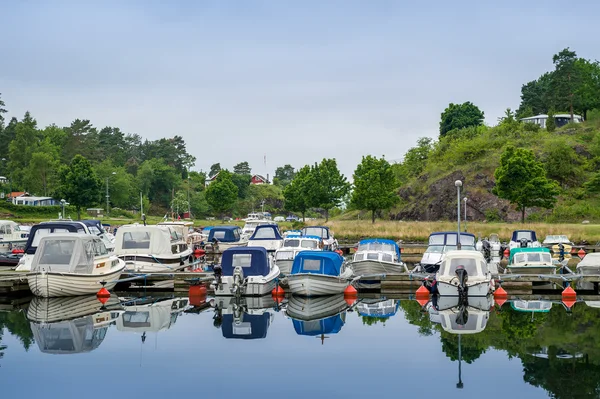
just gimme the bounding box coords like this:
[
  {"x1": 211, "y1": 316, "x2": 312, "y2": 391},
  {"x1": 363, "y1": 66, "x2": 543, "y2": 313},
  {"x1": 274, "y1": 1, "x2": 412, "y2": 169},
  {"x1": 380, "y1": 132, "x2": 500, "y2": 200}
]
[
  {"x1": 484, "y1": 208, "x2": 502, "y2": 222},
  {"x1": 108, "y1": 208, "x2": 135, "y2": 219},
  {"x1": 522, "y1": 122, "x2": 541, "y2": 132},
  {"x1": 0, "y1": 202, "x2": 77, "y2": 218}
]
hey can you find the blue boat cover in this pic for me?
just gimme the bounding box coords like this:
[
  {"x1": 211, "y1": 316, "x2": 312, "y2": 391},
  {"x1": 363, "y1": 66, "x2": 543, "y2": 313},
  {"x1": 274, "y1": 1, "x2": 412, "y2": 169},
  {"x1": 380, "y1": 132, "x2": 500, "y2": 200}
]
[
  {"x1": 292, "y1": 314, "x2": 345, "y2": 336},
  {"x1": 358, "y1": 238, "x2": 400, "y2": 259},
  {"x1": 208, "y1": 226, "x2": 240, "y2": 243},
  {"x1": 25, "y1": 222, "x2": 87, "y2": 255},
  {"x1": 78, "y1": 219, "x2": 103, "y2": 231},
  {"x1": 221, "y1": 313, "x2": 270, "y2": 339},
  {"x1": 511, "y1": 230, "x2": 538, "y2": 242},
  {"x1": 249, "y1": 224, "x2": 283, "y2": 240},
  {"x1": 290, "y1": 251, "x2": 344, "y2": 276},
  {"x1": 221, "y1": 247, "x2": 270, "y2": 277}
]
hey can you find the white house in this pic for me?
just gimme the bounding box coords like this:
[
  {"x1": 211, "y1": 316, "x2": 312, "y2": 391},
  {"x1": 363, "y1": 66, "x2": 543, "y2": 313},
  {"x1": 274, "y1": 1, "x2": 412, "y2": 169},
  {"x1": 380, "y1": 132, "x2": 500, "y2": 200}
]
[
  {"x1": 520, "y1": 114, "x2": 584, "y2": 129},
  {"x1": 13, "y1": 196, "x2": 58, "y2": 206}
]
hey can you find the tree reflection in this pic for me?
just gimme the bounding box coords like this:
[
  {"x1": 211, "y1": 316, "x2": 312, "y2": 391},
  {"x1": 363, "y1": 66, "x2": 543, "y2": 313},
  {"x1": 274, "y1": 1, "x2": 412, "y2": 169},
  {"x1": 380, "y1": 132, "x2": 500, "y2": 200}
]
[{"x1": 0, "y1": 310, "x2": 34, "y2": 350}]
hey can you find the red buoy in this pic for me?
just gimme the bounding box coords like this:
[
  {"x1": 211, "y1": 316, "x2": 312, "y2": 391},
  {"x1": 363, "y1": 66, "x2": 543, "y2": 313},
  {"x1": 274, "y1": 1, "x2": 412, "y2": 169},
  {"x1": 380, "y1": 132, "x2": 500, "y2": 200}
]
[
  {"x1": 344, "y1": 296, "x2": 356, "y2": 306},
  {"x1": 97, "y1": 287, "x2": 110, "y2": 304},
  {"x1": 578, "y1": 248, "x2": 586, "y2": 258},
  {"x1": 189, "y1": 285, "x2": 207, "y2": 307},
  {"x1": 415, "y1": 285, "x2": 429, "y2": 306},
  {"x1": 335, "y1": 249, "x2": 344, "y2": 256},
  {"x1": 344, "y1": 285, "x2": 358, "y2": 297},
  {"x1": 194, "y1": 248, "x2": 205, "y2": 256},
  {"x1": 494, "y1": 286, "x2": 508, "y2": 307},
  {"x1": 503, "y1": 248, "x2": 509, "y2": 258},
  {"x1": 562, "y1": 286, "x2": 576, "y2": 299},
  {"x1": 272, "y1": 286, "x2": 285, "y2": 297}
]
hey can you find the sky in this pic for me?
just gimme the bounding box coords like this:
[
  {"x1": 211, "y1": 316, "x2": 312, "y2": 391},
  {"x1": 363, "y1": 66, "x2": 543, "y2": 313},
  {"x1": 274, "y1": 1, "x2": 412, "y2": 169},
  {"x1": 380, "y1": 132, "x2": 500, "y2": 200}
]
[{"x1": 1, "y1": 0, "x2": 599, "y2": 179}]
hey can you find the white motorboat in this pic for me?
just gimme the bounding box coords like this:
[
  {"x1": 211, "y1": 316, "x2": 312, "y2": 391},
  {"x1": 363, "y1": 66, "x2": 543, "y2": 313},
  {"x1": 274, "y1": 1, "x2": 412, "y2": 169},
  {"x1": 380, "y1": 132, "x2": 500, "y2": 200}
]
[
  {"x1": 418, "y1": 232, "x2": 476, "y2": 273},
  {"x1": 349, "y1": 239, "x2": 406, "y2": 289},
  {"x1": 205, "y1": 225, "x2": 248, "y2": 253},
  {"x1": 212, "y1": 296, "x2": 275, "y2": 339},
  {"x1": 114, "y1": 224, "x2": 194, "y2": 273},
  {"x1": 274, "y1": 235, "x2": 323, "y2": 275},
  {"x1": 0, "y1": 220, "x2": 28, "y2": 251},
  {"x1": 158, "y1": 220, "x2": 194, "y2": 247},
  {"x1": 211, "y1": 247, "x2": 280, "y2": 296},
  {"x1": 506, "y1": 247, "x2": 556, "y2": 274},
  {"x1": 475, "y1": 233, "x2": 502, "y2": 262},
  {"x1": 27, "y1": 234, "x2": 126, "y2": 297},
  {"x1": 543, "y1": 234, "x2": 573, "y2": 257},
  {"x1": 27, "y1": 296, "x2": 122, "y2": 355},
  {"x1": 510, "y1": 300, "x2": 553, "y2": 313},
  {"x1": 116, "y1": 297, "x2": 189, "y2": 336},
  {"x1": 576, "y1": 253, "x2": 600, "y2": 274},
  {"x1": 434, "y1": 250, "x2": 493, "y2": 297},
  {"x1": 301, "y1": 226, "x2": 338, "y2": 250},
  {"x1": 356, "y1": 298, "x2": 400, "y2": 321},
  {"x1": 509, "y1": 229, "x2": 541, "y2": 250},
  {"x1": 78, "y1": 219, "x2": 116, "y2": 252},
  {"x1": 287, "y1": 295, "x2": 347, "y2": 342},
  {"x1": 247, "y1": 224, "x2": 283, "y2": 252},
  {"x1": 241, "y1": 218, "x2": 275, "y2": 240},
  {"x1": 287, "y1": 251, "x2": 353, "y2": 296}
]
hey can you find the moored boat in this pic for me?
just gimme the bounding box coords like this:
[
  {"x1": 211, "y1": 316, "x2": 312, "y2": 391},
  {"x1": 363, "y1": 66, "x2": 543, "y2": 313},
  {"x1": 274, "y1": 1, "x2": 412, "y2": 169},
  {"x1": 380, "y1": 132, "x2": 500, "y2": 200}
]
[
  {"x1": 356, "y1": 298, "x2": 400, "y2": 321},
  {"x1": 211, "y1": 247, "x2": 280, "y2": 296},
  {"x1": 434, "y1": 250, "x2": 493, "y2": 297},
  {"x1": 418, "y1": 232, "x2": 476, "y2": 273},
  {"x1": 274, "y1": 235, "x2": 323, "y2": 275},
  {"x1": 247, "y1": 224, "x2": 284, "y2": 252},
  {"x1": 205, "y1": 225, "x2": 248, "y2": 253},
  {"x1": 510, "y1": 300, "x2": 553, "y2": 313},
  {"x1": 287, "y1": 251, "x2": 353, "y2": 296},
  {"x1": 0, "y1": 220, "x2": 28, "y2": 252},
  {"x1": 300, "y1": 226, "x2": 338, "y2": 251},
  {"x1": 506, "y1": 247, "x2": 556, "y2": 274},
  {"x1": 116, "y1": 296, "x2": 190, "y2": 335},
  {"x1": 348, "y1": 239, "x2": 406, "y2": 287},
  {"x1": 509, "y1": 229, "x2": 541, "y2": 250},
  {"x1": 212, "y1": 296, "x2": 275, "y2": 339},
  {"x1": 27, "y1": 234, "x2": 126, "y2": 297},
  {"x1": 576, "y1": 253, "x2": 600, "y2": 275}
]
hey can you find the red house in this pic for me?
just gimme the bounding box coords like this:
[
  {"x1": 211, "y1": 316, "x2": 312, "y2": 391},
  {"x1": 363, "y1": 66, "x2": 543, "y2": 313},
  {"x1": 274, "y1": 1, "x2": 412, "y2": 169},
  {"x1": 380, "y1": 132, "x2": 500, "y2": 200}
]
[{"x1": 250, "y1": 175, "x2": 268, "y2": 185}]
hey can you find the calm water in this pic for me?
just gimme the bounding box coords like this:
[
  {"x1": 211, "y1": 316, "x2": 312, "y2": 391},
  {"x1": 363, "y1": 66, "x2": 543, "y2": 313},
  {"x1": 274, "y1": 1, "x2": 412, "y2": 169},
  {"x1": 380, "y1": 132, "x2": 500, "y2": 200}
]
[{"x1": 1, "y1": 293, "x2": 599, "y2": 399}]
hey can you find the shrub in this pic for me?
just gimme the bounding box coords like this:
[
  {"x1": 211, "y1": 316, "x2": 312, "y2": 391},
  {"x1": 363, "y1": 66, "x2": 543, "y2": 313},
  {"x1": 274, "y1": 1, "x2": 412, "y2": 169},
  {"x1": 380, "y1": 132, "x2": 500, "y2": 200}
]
[{"x1": 484, "y1": 208, "x2": 502, "y2": 222}]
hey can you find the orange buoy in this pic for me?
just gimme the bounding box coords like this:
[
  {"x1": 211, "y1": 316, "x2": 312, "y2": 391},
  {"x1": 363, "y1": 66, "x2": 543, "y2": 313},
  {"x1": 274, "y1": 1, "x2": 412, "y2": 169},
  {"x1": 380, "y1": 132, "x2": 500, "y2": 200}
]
[
  {"x1": 562, "y1": 286, "x2": 576, "y2": 300},
  {"x1": 97, "y1": 287, "x2": 110, "y2": 304},
  {"x1": 272, "y1": 286, "x2": 285, "y2": 297},
  {"x1": 571, "y1": 247, "x2": 577, "y2": 255},
  {"x1": 194, "y1": 248, "x2": 206, "y2": 256},
  {"x1": 415, "y1": 285, "x2": 430, "y2": 306},
  {"x1": 344, "y1": 285, "x2": 358, "y2": 297},
  {"x1": 562, "y1": 297, "x2": 576, "y2": 309},
  {"x1": 189, "y1": 285, "x2": 207, "y2": 307},
  {"x1": 503, "y1": 248, "x2": 509, "y2": 258},
  {"x1": 344, "y1": 296, "x2": 356, "y2": 306},
  {"x1": 335, "y1": 249, "x2": 344, "y2": 256},
  {"x1": 578, "y1": 248, "x2": 586, "y2": 258},
  {"x1": 494, "y1": 286, "x2": 508, "y2": 307}
]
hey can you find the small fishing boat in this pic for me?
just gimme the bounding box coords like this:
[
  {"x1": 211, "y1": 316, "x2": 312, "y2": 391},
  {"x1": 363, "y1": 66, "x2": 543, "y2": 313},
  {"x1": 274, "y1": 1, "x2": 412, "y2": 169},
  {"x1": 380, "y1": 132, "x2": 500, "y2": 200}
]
[
  {"x1": 212, "y1": 296, "x2": 275, "y2": 340},
  {"x1": 241, "y1": 218, "x2": 274, "y2": 240},
  {"x1": 506, "y1": 247, "x2": 556, "y2": 274},
  {"x1": 27, "y1": 295, "x2": 122, "y2": 324},
  {"x1": 418, "y1": 232, "x2": 476, "y2": 273},
  {"x1": 428, "y1": 296, "x2": 491, "y2": 332},
  {"x1": 274, "y1": 235, "x2": 323, "y2": 275},
  {"x1": 114, "y1": 224, "x2": 194, "y2": 272},
  {"x1": 509, "y1": 229, "x2": 541, "y2": 250},
  {"x1": 542, "y1": 234, "x2": 573, "y2": 256},
  {"x1": 206, "y1": 225, "x2": 248, "y2": 253},
  {"x1": 212, "y1": 247, "x2": 280, "y2": 296},
  {"x1": 0, "y1": 220, "x2": 28, "y2": 251},
  {"x1": 27, "y1": 234, "x2": 126, "y2": 297},
  {"x1": 287, "y1": 295, "x2": 347, "y2": 343},
  {"x1": 434, "y1": 250, "x2": 493, "y2": 297},
  {"x1": 287, "y1": 251, "x2": 353, "y2": 296},
  {"x1": 576, "y1": 253, "x2": 600, "y2": 274},
  {"x1": 510, "y1": 300, "x2": 553, "y2": 313},
  {"x1": 349, "y1": 238, "x2": 406, "y2": 279},
  {"x1": 301, "y1": 226, "x2": 338, "y2": 251},
  {"x1": 247, "y1": 224, "x2": 284, "y2": 252}
]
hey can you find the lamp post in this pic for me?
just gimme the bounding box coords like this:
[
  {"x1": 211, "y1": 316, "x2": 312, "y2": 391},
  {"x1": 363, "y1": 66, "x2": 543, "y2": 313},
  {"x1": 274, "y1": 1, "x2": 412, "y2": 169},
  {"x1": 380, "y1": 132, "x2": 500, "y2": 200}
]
[
  {"x1": 60, "y1": 199, "x2": 68, "y2": 219},
  {"x1": 455, "y1": 180, "x2": 462, "y2": 250},
  {"x1": 105, "y1": 172, "x2": 116, "y2": 216},
  {"x1": 463, "y1": 197, "x2": 468, "y2": 232}
]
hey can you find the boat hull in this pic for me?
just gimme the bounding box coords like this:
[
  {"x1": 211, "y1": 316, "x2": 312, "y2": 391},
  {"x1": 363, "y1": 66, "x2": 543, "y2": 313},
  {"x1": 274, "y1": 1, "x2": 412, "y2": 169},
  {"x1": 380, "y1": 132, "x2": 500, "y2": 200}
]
[
  {"x1": 27, "y1": 266, "x2": 125, "y2": 298},
  {"x1": 577, "y1": 265, "x2": 600, "y2": 275},
  {"x1": 286, "y1": 295, "x2": 348, "y2": 321},
  {"x1": 287, "y1": 270, "x2": 352, "y2": 296},
  {"x1": 276, "y1": 259, "x2": 293, "y2": 275},
  {"x1": 436, "y1": 280, "x2": 492, "y2": 297},
  {"x1": 213, "y1": 276, "x2": 277, "y2": 296}
]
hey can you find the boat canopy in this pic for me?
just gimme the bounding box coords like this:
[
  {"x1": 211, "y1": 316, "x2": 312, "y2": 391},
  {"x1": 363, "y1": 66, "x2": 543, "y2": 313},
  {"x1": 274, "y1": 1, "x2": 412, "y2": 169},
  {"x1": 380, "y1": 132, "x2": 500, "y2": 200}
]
[
  {"x1": 509, "y1": 247, "x2": 550, "y2": 263},
  {"x1": 114, "y1": 225, "x2": 177, "y2": 255},
  {"x1": 356, "y1": 299, "x2": 400, "y2": 319},
  {"x1": 25, "y1": 222, "x2": 88, "y2": 255},
  {"x1": 357, "y1": 238, "x2": 400, "y2": 259},
  {"x1": 249, "y1": 224, "x2": 283, "y2": 241},
  {"x1": 438, "y1": 250, "x2": 487, "y2": 279},
  {"x1": 291, "y1": 251, "x2": 344, "y2": 276},
  {"x1": 428, "y1": 232, "x2": 475, "y2": 246},
  {"x1": 78, "y1": 219, "x2": 104, "y2": 234},
  {"x1": 221, "y1": 312, "x2": 270, "y2": 339},
  {"x1": 511, "y1": 300, "x2": 552, "y2": 313},
  {"x1": 31, "y1": 234, "x2": 108, "y2": 274},
  {"x1": 577, "y1": 252, "x2": 600, "y2": 267},
  {"x1": 542, "y1": 235, "x2": 572, "y2": 245},
  {"x1": 301, "y1": 226, "x2": 331, "y2": 239},
  {"x1": 31, "y1": 316, "x2": 107, "y2": 354},
  {"x1": 511, "y1": 230, "x2": 537, "y2": 242},
  {"x1": 283, "y1": 230, "x2": 302, "y2": 237},
  {"x1": 292, "y1": 313, "x2": 345, "y2": 336},
  {"x1": 0, "y1": 220, "x2": 21, "y2": 235},
  {"x1": 208, "y1": 226, "x2": 242, "y2": 243},
  {"x1": 117, "y1": 299, "x2": 188, "y2": 333},
  {"x1": 439, "y1": 310, "x2": 488, "y2": 334},
  {"x1": 283, "y1": 236, "x2": 322, "y2": 250},
  {"x1": 221, "y1": 247, "x2": 270, "y2": 277}
]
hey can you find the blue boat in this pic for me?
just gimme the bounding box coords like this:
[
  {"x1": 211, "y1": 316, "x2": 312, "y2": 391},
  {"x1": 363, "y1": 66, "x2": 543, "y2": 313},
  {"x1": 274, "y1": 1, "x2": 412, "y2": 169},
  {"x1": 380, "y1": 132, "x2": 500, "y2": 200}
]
[
  {"x1": 287, "y1": 295, "x2": 347, "y2": 343},
  {"x1": 287, "y1": 251, "x2": 353, "y2": 296},
  {"x1": 206, "y1": 225, "x2": 247, "y2": 252},
  {"x1": 509, "y1": 229, "x2": 541, "y2": 250}
]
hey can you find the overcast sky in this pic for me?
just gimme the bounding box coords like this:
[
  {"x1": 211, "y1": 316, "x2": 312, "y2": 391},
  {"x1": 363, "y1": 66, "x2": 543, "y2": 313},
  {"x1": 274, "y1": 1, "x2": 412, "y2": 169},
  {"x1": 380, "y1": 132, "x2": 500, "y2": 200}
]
[{"x1": 1, "y1": 0, "x2": 599, "y2": 179}]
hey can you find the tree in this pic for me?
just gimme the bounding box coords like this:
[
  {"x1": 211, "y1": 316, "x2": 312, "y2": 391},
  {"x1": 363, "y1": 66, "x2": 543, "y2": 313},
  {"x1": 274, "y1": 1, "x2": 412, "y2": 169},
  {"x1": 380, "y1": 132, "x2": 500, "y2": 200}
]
[
  {"x1": 233, "y1": 161, "x2": 252, "y2": 175},
  {"x1": 209, "y1": 163, "x2": 221, "y2": 178},
  {"x1": 546, "y1": 109, "x2": 556, "y2": 132},
  {"x1": 516, "y1": 73, "x2": 554, "y2": 117},
  {"x1": 551, "y1": 48, "x2": 579, "y2": 121},
  {"x1": 352, "y1": 156, "x2": 399, "y2": 223},
  {"x1": 0, "y1": 93, "x2": 6, "y2": 129},
  {"x1": 205, "y1": 170, "x2": 238, "y2": 218},
  {"x1": 493, "y1": 146, "x2": 560, "y2": 223},
  {"x1": 58, "y1": 155, "x2": 102, "y2": 219},
  {"x1": 231, "y1": 173, "x2": 251, "y2": 199},
  {"x1": 574, "y1": 58, "x2": 600, "y2": 120},
  {"x1": 274, "y1": 164, "x2": 296, "y2": 187},
  {"x1": 439, "y1": 102, "x2": 484, "y2": 137},
  {"x1": 309, "y1": 159, "x2": 351, "y2": 221},
  {"x1": 283, "y1": 165, "x2": 311, "y2": 221},
  {"x1": 136, "y1": 159, "x2": 181, "y2": 208},
  {"x1": 543, "y1": 138, "x2": 582, "y2": 188},
  {"x1": 8, "y1": 112, "x2": 40, "y2": 188}
]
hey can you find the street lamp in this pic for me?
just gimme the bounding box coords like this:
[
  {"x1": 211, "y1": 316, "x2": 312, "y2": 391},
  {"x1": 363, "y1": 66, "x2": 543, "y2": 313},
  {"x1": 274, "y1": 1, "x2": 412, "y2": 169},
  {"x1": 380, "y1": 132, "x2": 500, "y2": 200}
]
[
  {"x1": 455, "y1": 180, "x2": 462, "y2": 250},
  {"x1": 463, "y1": 197, "x2": 468, "y2": 232},
  {"x1": 106, "y1": 172, "x2": 116, "y2": 216},
  {"x1": 60, "y1": 199, "x2": 68, "y2": 220}
]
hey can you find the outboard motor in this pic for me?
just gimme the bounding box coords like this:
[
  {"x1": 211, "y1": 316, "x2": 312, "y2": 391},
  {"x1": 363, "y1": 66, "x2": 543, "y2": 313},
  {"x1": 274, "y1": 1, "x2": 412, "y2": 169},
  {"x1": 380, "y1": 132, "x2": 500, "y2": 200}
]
[
  {"x1": 455, "y1": 265, "x2": 469, "y2": 298},
  {"x1": 558, "y1": 243, "x2": 565, "y2": 262},
  {"x1": 213, "y1": 264, "x2": 223, "y2": 289},
  {"x1": 482, "y1": 240, "x2": 491, "y2": 263},
  {"x1": 455, "y1": 298, "x2": 469, "y2": 327},
  {"x1": 519, "y1": 238, "x2": 529, "y2": 248},
  {"x1": 231, "y1": 266, "x2": 244, "y2": 296}
]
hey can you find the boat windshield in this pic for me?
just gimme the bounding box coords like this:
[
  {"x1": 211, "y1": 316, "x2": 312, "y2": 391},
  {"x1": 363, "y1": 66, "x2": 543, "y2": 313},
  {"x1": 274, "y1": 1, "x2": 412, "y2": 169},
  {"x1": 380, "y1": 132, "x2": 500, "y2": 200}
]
[
  {"x1": 303, "y1": 227, "x2": 329, "y2": 239},
  {"x1": 122, "y1": 231, "x2": 151, "y2": 249},
  {"x1": 275, "y1": 250, "x2": 294, "y2": 260},
  {"x1": 429, "y1": 233, "x2": 475, "y2": 246},
  {"x1": 358, "y1": 242, "x2": 396, "y2": 253},
  {"x1": 441, "y1": 257, "x2": 481, "y2": 277},
  {"x1": 425, "y1": 245, "x2": 445, "y2": 253},
  {"x1": 300, "y1": 240, "x2": 319, "y2": 249},
  {"x1": 514, "y1": 252, "x2": 552, "y2": 264},
  {"x1": 253, "y1": 228, "x2": 277, "y2": 239},
  {"x1": 284, "y1": 239, "x2": 300, "y2": 248},
  {"x1": 515, "y1": 231, "x2": 535, "y2": 241}
]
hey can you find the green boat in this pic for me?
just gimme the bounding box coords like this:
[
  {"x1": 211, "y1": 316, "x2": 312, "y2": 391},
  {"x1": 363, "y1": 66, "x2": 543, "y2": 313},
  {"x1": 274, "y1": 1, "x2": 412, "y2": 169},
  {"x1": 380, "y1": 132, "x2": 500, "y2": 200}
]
[{"x1": 506, "y1": 247, "x2": 556, "y2": 274}]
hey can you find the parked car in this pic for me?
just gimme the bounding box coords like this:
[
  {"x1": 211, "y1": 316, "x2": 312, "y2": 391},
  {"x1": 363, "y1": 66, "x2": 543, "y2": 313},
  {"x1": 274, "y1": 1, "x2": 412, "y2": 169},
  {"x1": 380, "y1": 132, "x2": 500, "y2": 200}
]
[{"x1": 274, "y1": 216, "x2": 285, "y2": 222}]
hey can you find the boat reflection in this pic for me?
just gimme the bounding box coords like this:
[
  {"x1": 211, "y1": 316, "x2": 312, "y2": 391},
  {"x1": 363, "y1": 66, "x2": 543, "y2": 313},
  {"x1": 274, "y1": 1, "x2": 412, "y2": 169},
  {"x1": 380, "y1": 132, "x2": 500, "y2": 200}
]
[
  {"x1": 286, "y1": 295, "x2": 348, "y2": 344},
  {"x1": 356, "y1": 298, "x2": 399, "y2": 320},
  {"x1": 212, "y1": 296, "x2": 276, "y2": 340},
  {"x1": 27, "y1": 295, "x2": 122, "y2": 355},
  {"x1": 116, "y1": 297, "x2": 190, "y2": 340}
]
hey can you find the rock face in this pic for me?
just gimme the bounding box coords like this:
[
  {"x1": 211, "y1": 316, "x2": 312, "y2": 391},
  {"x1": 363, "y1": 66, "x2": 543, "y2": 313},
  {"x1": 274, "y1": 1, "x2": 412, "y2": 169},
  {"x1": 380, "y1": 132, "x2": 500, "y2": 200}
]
[{"x1": 394, "y1": 171, "x2": 528, "y2": 222}]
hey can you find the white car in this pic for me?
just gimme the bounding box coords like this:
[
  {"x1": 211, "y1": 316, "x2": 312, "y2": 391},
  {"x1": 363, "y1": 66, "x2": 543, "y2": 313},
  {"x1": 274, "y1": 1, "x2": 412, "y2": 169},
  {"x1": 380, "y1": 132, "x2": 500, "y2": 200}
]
[{"x1": 274, "y1": 216, "x2": 285, "y2": 222}]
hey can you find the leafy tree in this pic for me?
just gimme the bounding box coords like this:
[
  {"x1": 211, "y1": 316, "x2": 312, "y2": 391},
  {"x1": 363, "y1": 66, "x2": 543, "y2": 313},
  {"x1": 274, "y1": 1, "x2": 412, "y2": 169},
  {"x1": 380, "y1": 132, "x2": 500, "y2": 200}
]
[
  {"x1": 309, "y1": 159, "x2": 351, "y2": 221},
  {"x1": 58, "y1": 155, "x2": 102, "y2": 219},
  {"x1": 274, "y1": 164, "x2": 296, "y2": 187},
  {"x1": 493, "y1": 146, "x2": 560, "y2": 223},
  {"x1": 95, "y1": 161, "x2": 137, "y2": 209},
  {"x1": 551, "y1": 48, "x2": 579, "y2": 121},
  {"x1": 205, "y1": 169, "x2": 238, "y2": 217},
  {"x1": 351, "y1": 155, "x2": 399, "y2": 223},
  {"x1": 209, "y1": 163, "x2": 221, "y2": 178},
  {"x1": 574, "y1": 58, "x2": 600, "y2": 120},
  {"x1": 516, "y1": 72, "x2": 554, "y2": 117},
  {"x1": 8, "y1": 112, "x2": 40, "y2": 188},
  {"x1": 26, "y1": 152, "x2": 59, "y2": 196},
  {"x1": 283, "y1": 165, "x2": 311, "y2": 221},
  {"x1": 62, "y1": 119, "x2": 96, "y2": 162},
  {"x1": 396, "y1": 137, "x2": 433, "y2": 180},
  {"x1": 546, "y1": 109, "x2": 556, "y2": 132},
  {"x1": 233, "y1": 161, "x2": 252, "y2": 175},
  {"x1": 231, "y1": 173, "x2": 251, "y2": 199},
  {"x1": 439, "y1": 102, "x2": 484, "y2": 137},
  {"x1": 0, "y1": 117, "x2": 17, "y2": 176},
  {"x1": 140, "y1": 135, "x2": 196, "y2": 176},
  {"x1": 543, "y1": 138, "x2": 583, "y2": 188},
  {"x1": 171, "y1": 191, "x2": 190, "y2": 216},
  {"x1": 0, "y1": 93, "x2": 6, "y2": 128},
  {"x1": 190, "y1": 190, "x2": 209, "y2": 218}
]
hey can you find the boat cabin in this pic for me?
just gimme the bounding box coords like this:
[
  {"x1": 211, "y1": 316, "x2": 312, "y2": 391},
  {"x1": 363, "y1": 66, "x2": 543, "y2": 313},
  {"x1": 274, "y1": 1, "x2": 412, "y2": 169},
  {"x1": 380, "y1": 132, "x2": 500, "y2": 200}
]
[
  {"x1": 421, "y1": 232, "x2": 476, "y2": 271},
  {"x1": 510, "y1": 230, "x2": 540, "y2": 248},
  {"x1": 291, "y1": 251, "x2": 344, "y2": 276},
  {"x1": 301, "y1": 226, "x2": 331, "y2": 240},
  {"x1": 249, "y1": 224, "x2": 283, "y2": 241},
  {"x1": 437, "y1": 309, "x2": 489, "y2": 335},
  {"x1": 221, "y1": 312, "x2": 270, "y2": 340},
  {"x1": 438, "y1": 250, "x2": 489, "y2": 281},
  {"x1": 221, "y1": 247, "x2": 271, "y2": 277},
  {"x1": 31, "y1": 317, "x2": 108, "y2": 354},
  {"x1": 208, "y1": 226, "x2": 243, "y2": 243},
  {"x1": 0, "y1": 220, "x2": 28, "y2": 240},
  {"x1": 31, "y1": 234, "x2": 112, "y2": 274},
  {"x1": 353, "y1": 238, "x2": 400, "y2": 263},
  {"x1": 542, "y1": 235, "x2": 572, "y2": 245},
  {"x1": 114, "y1": 225, "x2": 188, "y2": 256},
  {"x1": 241, "y1": 220, "x2": 274, "y2": 237},
  {"x1": 24, "y1": 222, "x2": 90, "y2": 255},
  {"x1": 275, "y1": 236, "x2": 323, "y2": 262},
  {"x1": 509, "y1": 247, "x2": 552, "y2": 265},
  {"x1": 117, "y1": 298, "x2": 189, "y2": 333},
  {"x1": 158, "y1": 221, "x2": 193, "y2": 241}
]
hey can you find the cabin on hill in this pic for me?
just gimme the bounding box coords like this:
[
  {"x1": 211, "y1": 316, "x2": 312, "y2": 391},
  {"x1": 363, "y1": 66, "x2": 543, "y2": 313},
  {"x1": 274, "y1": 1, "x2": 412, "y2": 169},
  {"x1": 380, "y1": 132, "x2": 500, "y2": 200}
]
[
  {"x1": 251, "y1": 174, "x2": 269, "y2": 185},
  {"x1": 12, "y1": 196, "x2": 57, "y2": 206},
  {"x1": 205, "y1": 172, "x2": 219, "y2": 187},
  {"x1": 520, "y1": 114, "x2": 584, "y2": 129}
]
